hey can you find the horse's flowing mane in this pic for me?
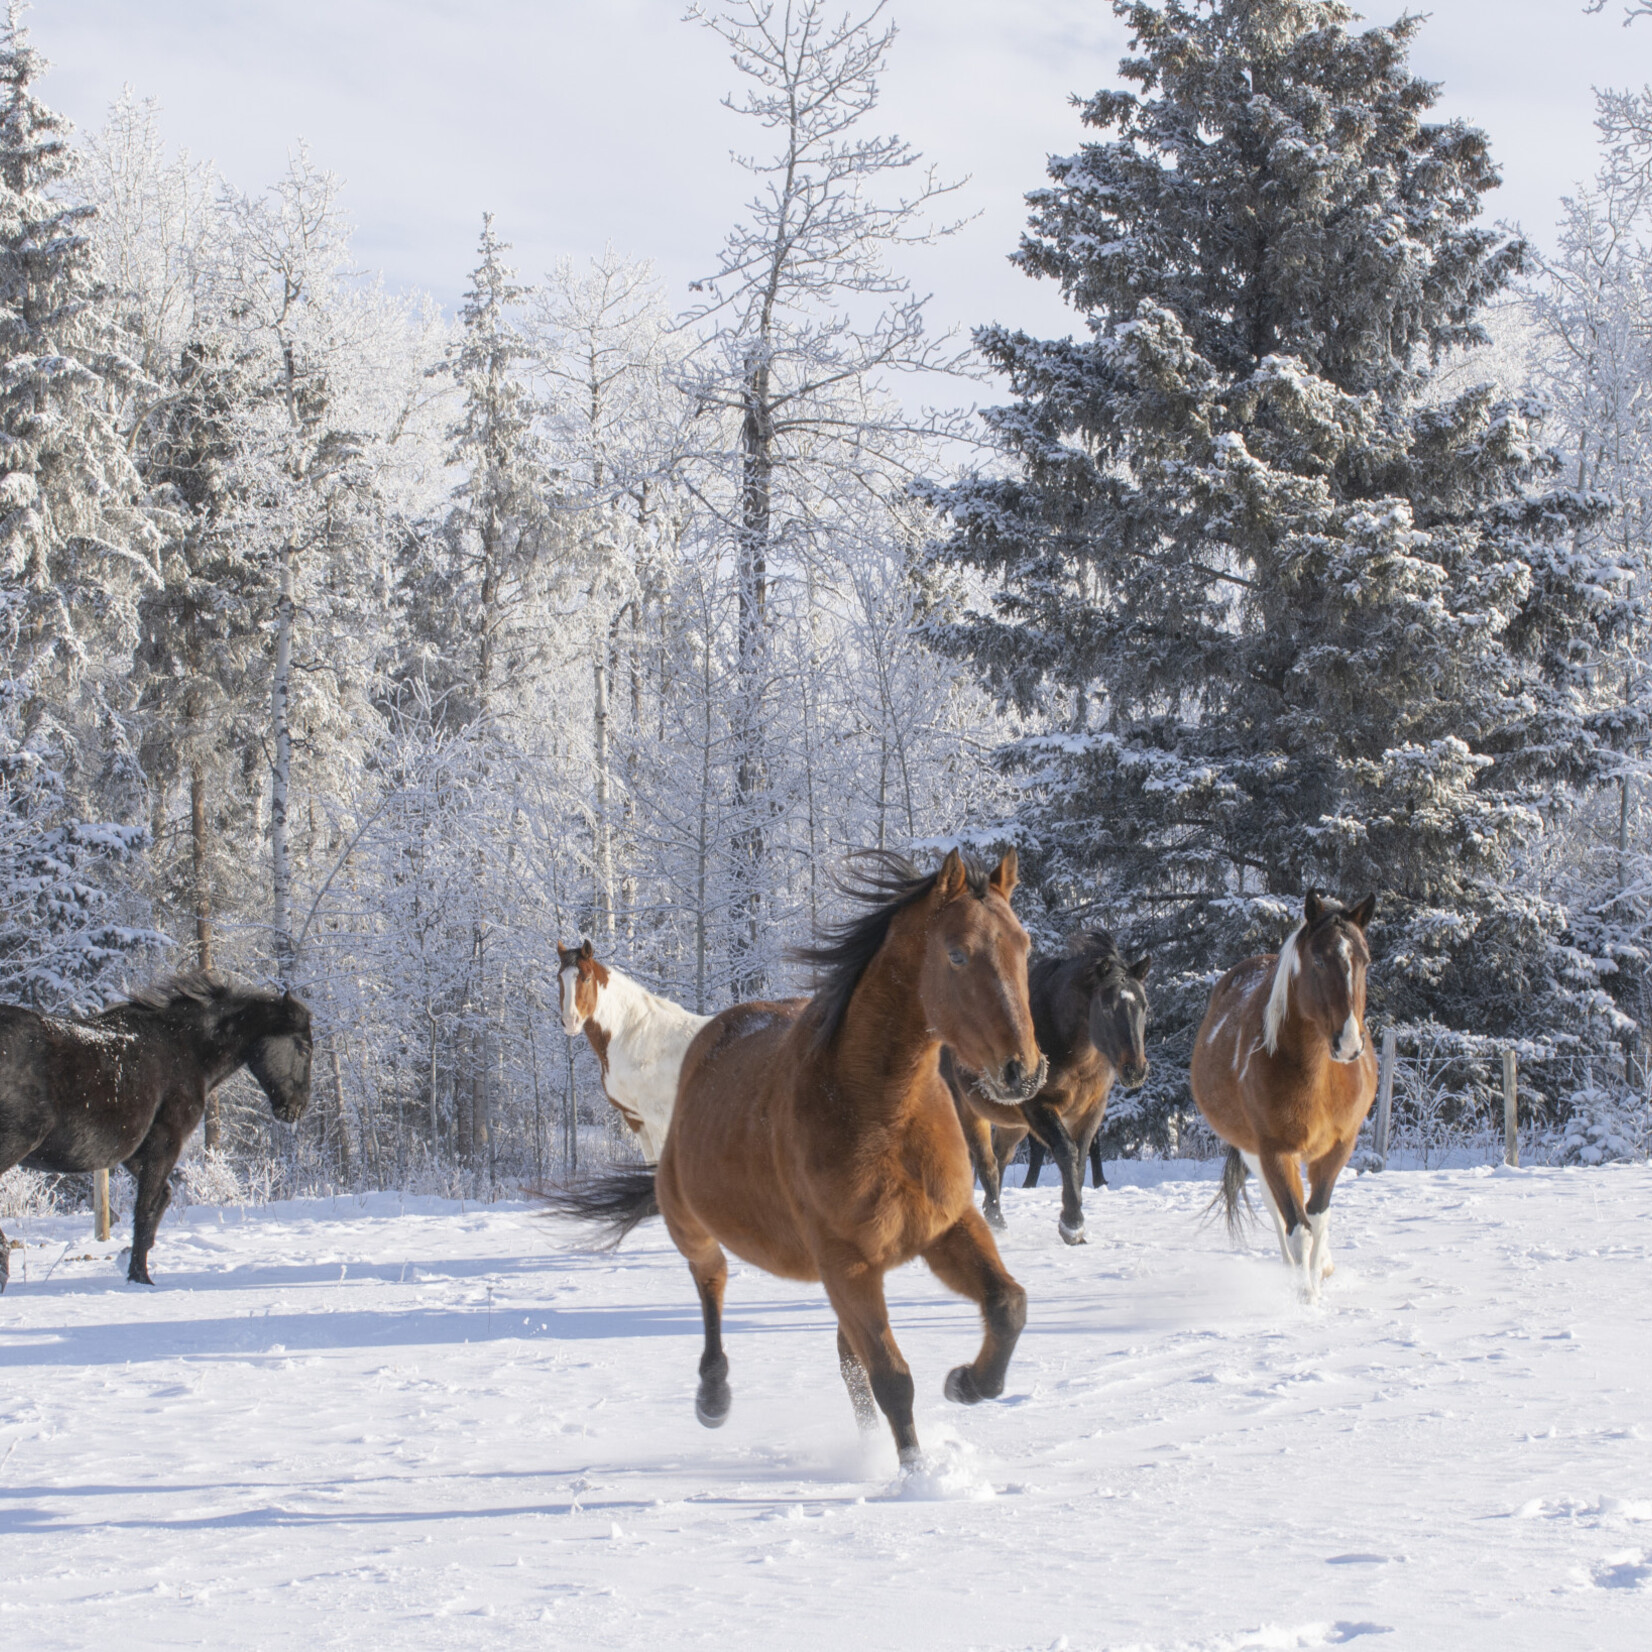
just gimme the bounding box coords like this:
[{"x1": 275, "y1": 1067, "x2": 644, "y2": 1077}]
[
  {"x1": 792, "y1": 850, "x2": 991, "y2": 1049},
  {"x1": 1262, "y1": 923, "x2": 1305, "y2": 1055},
  {"x1": 117, "y1": 970, "x2": 279, "y2": 1019},
  {"x1": 1062, "y1": 928, "x2": 1129, "y2": 985}
]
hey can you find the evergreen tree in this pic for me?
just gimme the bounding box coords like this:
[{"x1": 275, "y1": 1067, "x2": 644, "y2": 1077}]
[
  {"x1": 924, "y1": 0, "x2": 1635, "y2": 1140},
  {"x1": 0, "y1": 7, "x2": 162, "y2": 1006}
]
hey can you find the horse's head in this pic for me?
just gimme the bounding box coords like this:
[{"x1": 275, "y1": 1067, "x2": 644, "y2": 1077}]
[
  {"x1": 1292, "y1": 890, "x2": 1376, "y2": 1063},
  {"x1": 247, "y1": 992, "x2": 313, "y2": 1123},
  {"x1": 556, "y1": 940, "x2": 609, "y2": 1037},
  {"x1": 920, "y1": 848, "x2": 1044, "y2": 1105},
  {"x1": 1088, "y1": 950, "x2": 1152, "y2": 1090}
]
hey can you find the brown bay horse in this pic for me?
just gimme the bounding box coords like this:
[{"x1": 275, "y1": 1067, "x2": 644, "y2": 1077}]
[
  {"x1": 1191, "y1": 892, "x2": 1377, "y2": 1301},
  {"x1": 0, "y1": 973, "x2": 313, "y2": 1288},
  {"x1": 946, "y1": 932, "x2": 1149, "y2": 1244},
  {"x1": 542, "y1": 849, "x2": 1044, "y2": 1467}
]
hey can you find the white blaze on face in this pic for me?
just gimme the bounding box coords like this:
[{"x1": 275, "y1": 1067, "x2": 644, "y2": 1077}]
[
  {"x1": 560, "y1": 966, "x2": 584, "y2": 1035},
  {"x1": 1332, "y1": 935, "x2": 1361, "y2": 1061}
]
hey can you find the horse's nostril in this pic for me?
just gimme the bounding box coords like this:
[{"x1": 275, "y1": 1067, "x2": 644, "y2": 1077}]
[{"x1": 1003, "y1": 1059, "x2": 1024, "y2": 1093}]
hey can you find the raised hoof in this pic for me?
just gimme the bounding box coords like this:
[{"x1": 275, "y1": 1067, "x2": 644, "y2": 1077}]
[
  {"x1": 1058, "y1": 1219, "x2": 1086, "y2": 1246},
  {"x1": 944, "y1": 1364, "x2": 994, "y2": 1405},
  {"x1": 695, "y1": 1380, "x2": 732, "y2": 1429}
]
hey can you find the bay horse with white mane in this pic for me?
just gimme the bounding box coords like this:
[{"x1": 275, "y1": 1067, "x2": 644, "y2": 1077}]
[
  {"x1": 0, "y1": 972, "x2": 312, "y2": 1290},
  {"x1": 1192, "y1": 892, "x2": 1376, "y2": 1300},
  {"x1": 556, "y1": 941, "x2": 710, "y2": 1162},
  {"x1": 947, "y1": 931, "x2": 1150, "y2": 1243},
  {"x1": 543, "y1": 849, "x2": 1044, "y2": 1467}
]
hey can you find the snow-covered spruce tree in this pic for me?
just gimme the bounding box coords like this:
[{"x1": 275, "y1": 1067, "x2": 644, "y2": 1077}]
[
  {"x1": 923, "y1": 0, "x2": 1634, "y2": 1146},
  {"x1": 0, "y1": 8, "x2": 164, "y2": 1007}
]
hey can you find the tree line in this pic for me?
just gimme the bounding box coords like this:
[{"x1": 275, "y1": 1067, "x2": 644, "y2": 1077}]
[{"x1": 2, "y1": 0, "x2": 1649, "y2": 1194}]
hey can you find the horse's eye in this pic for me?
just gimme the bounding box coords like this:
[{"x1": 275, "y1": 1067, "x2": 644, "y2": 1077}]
[{"x1": 948, "y1": 946, "x2": 968, "y2": 968}]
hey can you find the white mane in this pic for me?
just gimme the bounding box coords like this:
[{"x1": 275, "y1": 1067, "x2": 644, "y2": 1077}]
[{"x1": 1262, "y1": 922, "x2": 1305, "y2": 1055}]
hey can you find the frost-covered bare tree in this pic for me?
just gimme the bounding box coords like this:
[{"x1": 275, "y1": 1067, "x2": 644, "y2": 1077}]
[{"x1": 679, "y1": 0, "x2": 969, "y2": 993}]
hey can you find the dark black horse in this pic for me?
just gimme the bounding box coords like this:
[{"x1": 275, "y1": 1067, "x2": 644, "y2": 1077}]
[
  {"x1": 0, "y1": 973, "x2": 312, "y2": 1289},
  {"x1": 947, "y1": 931, "x2": 1149, "y2": 1244}
]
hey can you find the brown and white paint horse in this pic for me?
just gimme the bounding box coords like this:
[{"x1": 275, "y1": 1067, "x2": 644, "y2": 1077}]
[
  {"x1": 557, "y1": 941, "x2": 710, "y2": 1163},
  {"x1": 1191, "y1": 891, "x2": 1377, "y2": 1301}
]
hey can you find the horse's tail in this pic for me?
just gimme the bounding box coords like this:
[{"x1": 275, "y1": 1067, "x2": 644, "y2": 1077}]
[
  {"x1": 537, "y1": 1168, "x2": 660, "y2": 1251},
  {"x1": 1207, "y1": 1145, "x2": 1253, "y2": 1241}
]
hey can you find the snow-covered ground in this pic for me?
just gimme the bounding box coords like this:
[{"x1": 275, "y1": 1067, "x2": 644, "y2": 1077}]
[{"x1": 2, "y1": 1163, "x2": 1649, "y2": 1651}]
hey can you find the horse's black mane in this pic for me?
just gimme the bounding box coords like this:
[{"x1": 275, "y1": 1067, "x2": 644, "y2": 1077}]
[
  {"x1": 792, "y1": 850, "x2": 992, "y2": 1049},
  {"x1": 1058, "y1": 927, "x2": 1130, "y2": 987},
  {"x1": 113, "y1": 970, "x2": 279, "y2": 1019}
]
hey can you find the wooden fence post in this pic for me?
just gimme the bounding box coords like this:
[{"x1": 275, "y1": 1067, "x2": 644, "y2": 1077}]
[
  {"x1": 94, "y1": 1168, "x2": 110, "y2": 1243},
  {"x1": 1375, "y1": 1027, "x2": 1396, "y2": 1169},
  {"x1": 1502, "y1": 1048, "x2": 1519, "y2": 1168}
]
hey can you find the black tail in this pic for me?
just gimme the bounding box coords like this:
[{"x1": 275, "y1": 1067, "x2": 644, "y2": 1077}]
[
  {"x1": 537, "y1": 1169, "x2": 660, "y2": 1251},
  {"x1": 1206, "y1": 1146, "x2": 1253, "y2": 1241}
]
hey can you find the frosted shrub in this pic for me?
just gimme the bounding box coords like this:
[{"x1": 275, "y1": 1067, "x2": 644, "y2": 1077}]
[
  {"x1": 174, "y1": 1151, "x2": 248, "y2": 1207},
  {"x1": 0, "y1": 1165, "x2": 61, "y2": 1218},
  {"x1": 1554, "y1": 1086, "x2": 1649, "y2": 1165}
]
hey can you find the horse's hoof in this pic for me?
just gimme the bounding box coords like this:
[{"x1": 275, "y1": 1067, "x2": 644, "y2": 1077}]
[
  {"x1": 127, "y1": 1269, "x2": 154, "y2": 1287},
  {"x1": 984, "y1": 1206, "x2": 1007, "y2": 1232},
  {"x1": 944, "y1": 1365, "x2": 984, "y2": 1405},
  {"x1": 1058, "y1": 1220, "x2": 1086, "y2": 1246},
  {"x1": 695, "y1": 1380, "x2": 731, "y2": 1428}
]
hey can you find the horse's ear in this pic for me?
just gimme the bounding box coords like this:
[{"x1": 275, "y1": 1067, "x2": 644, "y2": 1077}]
[
  {"x1": 1129, "y1": 954, "x2": 1152, "y2": 981},
  {"x1": 936, "y1": 847, "x2": 967, "y2": 900},
  {"x1": 1304, "y1": 889, "x2": 1327, "y2": 925},
  {"x1": 578, "y1": 939, "x2": 593, "y2": 959},
  {"x1": 1347, "y1": 893, "x2": 1376, "y2": 931},
  {"x1": 988, "y1": 847, "x2": 1018, "y2": 899}
]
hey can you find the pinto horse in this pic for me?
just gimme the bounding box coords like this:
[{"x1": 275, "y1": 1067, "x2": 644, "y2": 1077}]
[
  {"x1": 543, "y1": 848, "x2": 1044, "y2": 1466},
  {"x1": 1192, "y1": 892, "x2": 1376, "y2": 1300},
  {"x1": 557, "y1": 941, "x2": 711, "y2": 1162},
  {"x1": 0, "y1": 972, "x2": 312, "y2": 1289},
  {"x1": 948, "y1": 932, "x2": 1149, "y2": 1243}
]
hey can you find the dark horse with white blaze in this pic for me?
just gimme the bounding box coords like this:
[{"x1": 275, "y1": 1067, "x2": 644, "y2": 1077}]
[
  {"x1": 946, "y1": 931, "x2": 1150, "y2": 1244},
  {"x1": 543, "y1": 849, "x2": 1044, "y2": 1467},
  {"x1": 0, "y1": 973, "x2": 313, "y2": 1290}
]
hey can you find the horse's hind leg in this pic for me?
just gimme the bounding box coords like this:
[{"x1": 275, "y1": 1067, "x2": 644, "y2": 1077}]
[
  {"x1": 822, "y1": 1256, "x2": 919, "y2": 1464},
  {"x1": 1305, "y1": 1138, "x2": 1357, "y2": 1284},
  {"x1": 1022, "y1": 1134, "x2": 1045, "y2": 1188},
  {"x1": 684, "y1": 1237, "x2": 732, "y2": 1427},
  {"x1": 836, "y1": 1326, "x2": 878, "y2": 1431},
  {"x1": 922, "y1": 1208, "x2": 1028, "y2": 1406},
  {"x1": 1089, "y1": 1133, "x2": 1107, "y2": 1189},
  {"x1": 959, "y1": 1109, "x2": 1006, "y2": 1231},
  {"x1": 0, "y1": 1221, "x2": 7, "y2": 1294}
]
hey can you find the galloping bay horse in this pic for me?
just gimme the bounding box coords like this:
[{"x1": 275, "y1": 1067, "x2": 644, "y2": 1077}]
[
  {"x1": 544, "y1": 849, "x2": 1045, "y2": 1467},
  {"x1": 1192, "y1": 892, "x2": 1376, "y2": 1300},
  {"x1": 0, "y1": 973, "x2": 313, "y2": 1289},
  {"x1": 557, "y1": 940, "x2": 711, "y2": 1162},
  {"x1": 948, "y1": 932, "x2": 1149, "y2": 1243}
]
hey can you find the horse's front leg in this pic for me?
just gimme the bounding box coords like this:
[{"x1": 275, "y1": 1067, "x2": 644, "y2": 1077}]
[
  {"x1": 922, "y1": 1208, "x2": 1027, "y2": 1405},
  {"x1": 821, "y1": 1249, "x2": 919, "y2": 1465},
  {"x1": 1253, "y1": 1148, "x2": 1315, "y2": 1299},
  {"x1": 125, "y1": 1138, "x2": 181, "y2": 1285},
  {"x1": 1305, "y1": 1137, "x2": 1357, "y2": 1285},
  {"x1": 1026, "y1": 1102, "x2": 1086, "y2": 1244}
]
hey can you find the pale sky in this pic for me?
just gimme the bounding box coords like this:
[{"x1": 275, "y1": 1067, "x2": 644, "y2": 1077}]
[{"x1": 28, "y1": 0, "x2": 1652, "y2": 355}]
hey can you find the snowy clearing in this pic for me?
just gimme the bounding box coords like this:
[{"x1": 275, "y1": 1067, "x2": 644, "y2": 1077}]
[{"x1": 2, "y1": 1164, "x2": 1650, "y2": 1650}]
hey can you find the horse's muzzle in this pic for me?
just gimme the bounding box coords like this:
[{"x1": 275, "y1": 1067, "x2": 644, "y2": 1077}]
[
  {"x1": 979, "y1": 1053, "x2": 1049, "y2": 1105},
  {"x1": 1121, "y1": 1060, "x2": 1149, "y2": 1090}
]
